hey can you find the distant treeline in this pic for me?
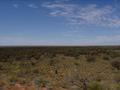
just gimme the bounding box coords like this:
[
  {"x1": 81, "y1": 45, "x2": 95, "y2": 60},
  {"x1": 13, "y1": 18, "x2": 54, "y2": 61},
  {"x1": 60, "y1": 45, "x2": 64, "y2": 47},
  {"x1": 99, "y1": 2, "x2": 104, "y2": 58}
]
[{"x1": 0, "y1": 46, "x2": 120, "y2": 60}]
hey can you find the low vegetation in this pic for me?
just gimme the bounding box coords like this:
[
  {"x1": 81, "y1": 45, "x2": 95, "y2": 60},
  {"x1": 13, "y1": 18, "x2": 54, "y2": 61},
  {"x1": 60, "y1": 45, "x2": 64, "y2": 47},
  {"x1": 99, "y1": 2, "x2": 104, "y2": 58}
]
[{"x1": 0, "y1": 46, "x2": 120, "y2": 90}]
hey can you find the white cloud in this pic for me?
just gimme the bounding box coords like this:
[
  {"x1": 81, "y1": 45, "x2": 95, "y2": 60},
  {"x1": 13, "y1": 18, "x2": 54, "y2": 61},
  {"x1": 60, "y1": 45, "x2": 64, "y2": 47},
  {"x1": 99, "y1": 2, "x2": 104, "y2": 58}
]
[{"x1": 42, "y1": 2, "x2": 120, "y2": 28}]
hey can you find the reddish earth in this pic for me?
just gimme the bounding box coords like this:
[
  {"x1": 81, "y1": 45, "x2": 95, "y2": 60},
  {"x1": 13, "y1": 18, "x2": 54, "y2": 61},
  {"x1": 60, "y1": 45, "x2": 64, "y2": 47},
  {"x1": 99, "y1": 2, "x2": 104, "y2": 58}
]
[{"x1": 0, "y1": 81, "x2": 49, "y2": 90}]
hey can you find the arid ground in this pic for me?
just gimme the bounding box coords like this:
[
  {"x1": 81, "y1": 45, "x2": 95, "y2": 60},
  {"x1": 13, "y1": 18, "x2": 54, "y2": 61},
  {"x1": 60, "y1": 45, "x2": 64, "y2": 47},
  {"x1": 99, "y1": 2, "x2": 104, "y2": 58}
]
[{"x1": 0, "y1": 46, "x2": 120, "y2": 90}]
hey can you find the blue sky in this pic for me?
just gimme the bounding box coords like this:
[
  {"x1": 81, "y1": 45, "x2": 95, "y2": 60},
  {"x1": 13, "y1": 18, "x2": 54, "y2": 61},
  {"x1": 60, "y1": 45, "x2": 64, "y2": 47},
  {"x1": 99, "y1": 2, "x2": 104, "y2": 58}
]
[{"x1": 0, "y1": 0, "x2": 120, "y2": 46}]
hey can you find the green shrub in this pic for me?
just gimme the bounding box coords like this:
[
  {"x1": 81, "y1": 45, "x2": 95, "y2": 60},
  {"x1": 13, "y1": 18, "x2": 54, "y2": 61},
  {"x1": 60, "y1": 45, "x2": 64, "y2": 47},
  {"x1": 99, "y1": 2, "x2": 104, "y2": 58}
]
[
  {"x1": 8, "y1": 75, "x2": 18, "y2": 84},
  {"x1": 88, "y1": 82, "x2": 103, "y2": 90},
  {"x1": 74, "y1": 62, "x2": 80, "y2": 66},
  {"x1": 111, "y1": 84, "x2": 120, "y2": 90},
  {"x1": 111, "y1": 60, "x2": 120, "y2": 70},
  {"x1": 34, "y1": 77, "x2": 49, "y2": 87},
  {"x1": 86, "y1": 56, "x2": 96, "y2": 62},
  {"x1": 102, "y1": 55, "x2": 110, "y2": 60},
  {"x1": 116, "y1": 84, "x2": 120, "y2": 90}
]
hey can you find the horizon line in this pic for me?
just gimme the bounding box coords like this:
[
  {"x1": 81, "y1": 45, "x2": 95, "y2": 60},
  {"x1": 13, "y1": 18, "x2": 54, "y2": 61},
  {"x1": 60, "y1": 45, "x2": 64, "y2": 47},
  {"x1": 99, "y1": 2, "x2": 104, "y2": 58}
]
[{"x1": 0, "y1": 45, "x2": 120, "y2": 47}]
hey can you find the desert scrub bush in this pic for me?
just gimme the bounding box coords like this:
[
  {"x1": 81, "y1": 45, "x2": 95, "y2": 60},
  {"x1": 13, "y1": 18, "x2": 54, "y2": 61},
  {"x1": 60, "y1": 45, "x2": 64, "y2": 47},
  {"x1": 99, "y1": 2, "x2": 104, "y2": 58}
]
[
  {"x1": 114, "y1": 73, "x2": 120, "y2": 84},
  {"x1": 102, "y1": 55, "x2": 111, "y2": 60},
  {"x1": 66, "y1": 71, "x2": 89, "y2": 90},
  {"x1": 49, "y1": 59, "x2": 56, "y2": 66},
  {"x1": 59, "y1": 79, "x2": 69, "y2": 89},
  {"x1": 111, "y1": 59, "x2": 120, "y2": 70},
  {"x1": 88, "y1": 82, "x2": 103, "y2": 90},
  {"x1": 86, "y1": 56, "x2": 96, "y2": 62},
  {"x1": 74, "y1": 55, "x2": 80, "y2": 59},
  {"x1": 115, "y1": 84, "x2": 120, "y2": 90},
  {"x1": 110, "y1": 52, "x2": 120, "y2": 58},
  {"x1": 49, "y1": 53, "x2": 56, "y2": 58},
  {"x1": 111, "y1": 84, "x2": 120, "y2": 90},
  {"x1": 34, "y1": 77, "x2": 49, "y2": 90},
  {"x1": 8, "y1": 75, "x2": 18, "y2": 85},
  {"x1": 74, "y1": 62, "x2": 80, "y2": 66}
]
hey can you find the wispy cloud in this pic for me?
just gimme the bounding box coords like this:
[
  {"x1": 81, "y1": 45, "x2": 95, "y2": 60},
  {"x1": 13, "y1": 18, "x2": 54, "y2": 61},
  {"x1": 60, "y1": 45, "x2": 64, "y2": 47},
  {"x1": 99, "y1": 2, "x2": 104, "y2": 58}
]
[
  {"x1": 42, "y1": 2, "x2": 120, "y2": 28},
  {"x1": 96, "y1": 35, "x2": 120, "y2": 42},
  {"x1": 12, "y1": 3, "x2": 39, "y2": 9},
  {"x1": 13, "y1": 4, "x2": 19, "y2": 8},
  {"x1": 28, "y1": 4, "x2": 38, "y2": 8},
  {"x1": 54, "y1": 0, "x2": 70, "y2": 3},
  {"x1": 63, "y1": 34, "x2": 120, "y2": 45}
]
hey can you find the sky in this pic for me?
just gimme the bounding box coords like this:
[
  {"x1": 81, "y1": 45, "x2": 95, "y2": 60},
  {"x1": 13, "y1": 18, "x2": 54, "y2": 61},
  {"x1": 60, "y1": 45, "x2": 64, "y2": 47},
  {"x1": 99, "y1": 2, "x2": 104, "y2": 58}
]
[{"x1": 0, "y1": 0, "x2": 120, "y2": 46}]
